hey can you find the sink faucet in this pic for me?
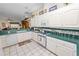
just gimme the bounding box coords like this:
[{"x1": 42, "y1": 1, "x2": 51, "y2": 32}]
[{"x1": 8, "y1": 31, "x2": 10, "y2": 33}]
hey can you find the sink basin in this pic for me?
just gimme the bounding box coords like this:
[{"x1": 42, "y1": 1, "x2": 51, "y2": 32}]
[
  {"x1": 17, "y1": 30, "x2": 27, "y2": 33},
  {"x1": 8, "y1": 31, "x2": 10, "y2": 33}
]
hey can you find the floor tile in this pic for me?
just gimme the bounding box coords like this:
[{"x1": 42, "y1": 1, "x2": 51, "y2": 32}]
[{"x1": 3, "y1": 40, "x2": 55, "y2": 56}]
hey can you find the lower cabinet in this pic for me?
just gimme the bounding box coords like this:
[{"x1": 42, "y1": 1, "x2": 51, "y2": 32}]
[
  {"x1": 37, "y1": 34, "x2": 46, "y2": 47},
  {"x1": 1, "y1": 34, "x2": 17, "y2": 47},
  {"x1": 32, "y1": 32, "x2": 47, "y2": 47},
  {"x1": 32, "y1": 32, "x2": 38, "y2": 42},
  {"x1": 0, "y1": 32, "x2": 32, "y2": 48},
  {"x1": 17, "y1": 32, "x2": 32, "y2": 43},
  {"x1": 56, "y1": 44, "x2": 76, "y2": 56},
  {"x1": 6, "y1": 34, "x2": 17, "y2": 46},
  {"x1": 0, "y1": 36, "x2": 7, "y2": 47},
  {"x1": 46, "y1": 36, "x2": 77, "y2": 56},
  {"x1": 0, "y1": 37, "x2": 4, "y2": 55},
  {"x1": 47, "y1": 37, "x2": 57, "y2": 54}
]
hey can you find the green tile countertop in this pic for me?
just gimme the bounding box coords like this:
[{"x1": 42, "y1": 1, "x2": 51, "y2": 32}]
[
  {"x1": 35, "y1": 31, "x2": 79, "y2": 56},
  {"x1": 45, "y1": 31, "x2": 79, "y2": 44},
  {"x1": 32, "y1": 27, "x2": 79, "y2": 56},
  {"x1": 46, "y1": 32, "x2": 79, "y2": 56},
  {"x1": 34, "y1": 31, "x2": 79, "y2": 44},
  {"x1": 33, "y1": 27, "x2": 79, "y2": 32},
  {"x1": 0, "y1": 28, "x2": 31, "y2": 36}
]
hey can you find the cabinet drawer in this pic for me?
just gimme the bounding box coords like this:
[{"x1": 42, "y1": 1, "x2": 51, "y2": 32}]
[
  {"x1": 47, "y1": 37, "x2": 57, "y2": 53},
  {"x1": 47, "y1": 36, "x2": 77, "y2": 56},
  {"x1": 47, "y1": 37, "x2": 56, "y2": 43},
  {"x1": 54, "y1": 38, "x2": 76, "y2": 49},
  {"x1": 62, "y1": 41, "x2": 76, "y2": 49},
  {"x1": 33, "y1": 33, "x2": 38, "y2": 41},
  {"x1": 5, "y1": 34, "x2": 17, "y2": 46},
  {"x1": 47, "y1": 42, "x2": 56, "y2": 53},
  {"x1": 0, "y1": 36, "x2": 8, "y2": 47},
  {"x1": 17, "y1": 33, "x2": 25, "y2": 42},
  {"x1": 0, "y1": 39, "x2": 4, "y2": 56},
  {"x1": 18, "y1": 37, "x2": 25, "y2": 42},
  {"x1": 56, "y1": 44, "x2": 77, "y2": 56},
  {"x1": 17, "y1": 32, "x2": 32, "y2": 42}
]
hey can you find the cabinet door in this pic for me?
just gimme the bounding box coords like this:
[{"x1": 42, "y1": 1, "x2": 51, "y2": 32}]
[
  {"x1": 56, "y1": 44, "x2": 76, "y2": 56},
  {"x1": 17, "y1": 32, "x2": 32, "y2": 43},
  {"x1": 47, "y1": 37, "x2": 57, "y2": 53},
  {"x1": 46, "y1": 36, "x2": 77, "y2": 56},
  {"x1": 61, "y1": 10, "x2": 78, "y2": 27},
  {"x1": 21, "y1": 33, "x2": 28, "y2": 41},
  {"x1": 0, "y1": 36, "x2": 8, "y2": 47},
  {"x1": 54, "y1": 38, "x2": 77, "y2": 56},
  {"x1": 31, "y1": 32, "x2": 34, "y2": 40},
  {"x1": 37, "y1": 35, "x2": 46, "y2": 46},
  {"x1": 0, "y1": 36, "x2": 4, "y2": 55},
  {"x1": 32, "y1": 32, "x2": 38, "y2": 41},
  {"x1": 6, "y1": 34, "x2": 17, "y2": 46},
  {"x1": 54, "y1": 38, "x2": 77, "y2": 55},
  {"x1": 17, "y1": 33, "x2": 25, "y2": 42},
  {"x1": 25, "y1": 32, "x2": 32, "y2": 40}
]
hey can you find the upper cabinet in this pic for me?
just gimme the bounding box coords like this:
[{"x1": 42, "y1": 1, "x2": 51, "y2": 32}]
[
  {"x1": 31, "y1": 4, "x2": 79, "y2": 27},
  {"x1": 61, "y1": 10, "x2": 79, "y2": 27},
  {"x1": 31, "y1": 14, "x2": 48, "y2": 27},
  {"x1": 46, "y1": 4, "x2": 79, "y2": 27},
  {"x1": 31, "y1": 16, "x2": 41, "y2": 27}
]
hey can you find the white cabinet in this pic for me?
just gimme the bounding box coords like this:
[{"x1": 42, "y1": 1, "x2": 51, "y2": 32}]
[
  {"x1": 37, "y1": 33, "x2": 46, "y2": 47},
  {"x1": 0, "y1": 37, "x2": 4, "y2": 55},
  {"x1": 31, "y1": 14, "x2": 48, "y2": 27},
  {"x1": 0, "y1": 32, "x2": 32, "y2": 48},
  {"x1": 61, "y1": 10, "x2": 79, "y2": 27},
  {"x1": 17, "y1": 32, "x2": 32, "y2": 43},
  {"x1": 6, "y1": 34, "x2": 17, "y2": 46},
  {"x1": 47, "y1": 36, "x2": 57, "y2": 53},
  {"x1": 32, "y1": 32, "x2": 38, "y2": 42},
  {"x1": 0, "y1": 36, "x2": 8, "y2": 47},
  {"x1": 31, "y1": 4, "x2": 79, "y2": 27},
  {"x1": 54, "y1": 38, "x2": 77, "y2": 56},
  {"x1": 56, "y1": 44, "x2": 76, "y2": 56},
  {"x1": 32, "y1": 32, "x2": 46, "y2": 47},
  {"x1": 32, "y1": 32, "x2": 45, "y2": 46},
  {"x1": 31, "y1": 16, "x2": 41, "y2": 27},
  {"x1": 23, "y1": 32, "x2": 32, "y2": 40},
  {"x1": 0, "y1": 34, "x2": 17, "y2": 47},
  {"x1": 17, "y1": 33, "x2": 26, "y2": 42},
  {"x1": 30, "y1": 17, "x2": 35, "y2": 27},
  {"x1": 46, "y1": 36, "x2": 77, "y2": 56},
  {"x1": 1, "y1": 35, "x2": 17, "y2": 47}
]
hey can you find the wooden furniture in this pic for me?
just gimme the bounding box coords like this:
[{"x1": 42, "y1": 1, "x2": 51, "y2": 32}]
[{"x1": 21, "y1": 18, "x2": 30, "y2": 29}]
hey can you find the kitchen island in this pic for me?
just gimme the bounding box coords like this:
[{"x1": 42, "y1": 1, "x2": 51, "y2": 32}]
[{"x1": 0, "y1": 29, "x2": 32, "y2": 55}]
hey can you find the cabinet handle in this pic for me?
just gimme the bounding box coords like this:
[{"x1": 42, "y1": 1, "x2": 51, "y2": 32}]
[{"x1": 40, "y1": 37, "x2": 42, "y2": 41}]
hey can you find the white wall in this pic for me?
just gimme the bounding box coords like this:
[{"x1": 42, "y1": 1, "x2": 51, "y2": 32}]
[
  {"x1": 0, "y1": 17, "x2": 10, "y2": 30},
  {"x1": 10, "y1": 24, "x2": 20, "y2": 28},
  {"x1": 0, "y1": 16, "x2": 22, "y2": 30}
]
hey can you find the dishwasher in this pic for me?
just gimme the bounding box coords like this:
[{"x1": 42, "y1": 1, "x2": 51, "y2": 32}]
[{"x1": 37, "y1": 33, "x2": 47, "y2": 48}]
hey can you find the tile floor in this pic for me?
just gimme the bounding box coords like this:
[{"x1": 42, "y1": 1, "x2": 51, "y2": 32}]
[{"x1": 3, "y1": 40, "x2": 55, "y2": 56}]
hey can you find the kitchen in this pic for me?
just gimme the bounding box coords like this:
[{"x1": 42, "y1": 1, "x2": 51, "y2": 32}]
[{"x1": 0, "y1": 3, "x2": 79, "y2": 56}]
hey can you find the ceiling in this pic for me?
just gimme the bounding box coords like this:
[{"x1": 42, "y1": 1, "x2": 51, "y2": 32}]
[{"x1": 0, "y1": 3, "x2": 44, "y2": 21}]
